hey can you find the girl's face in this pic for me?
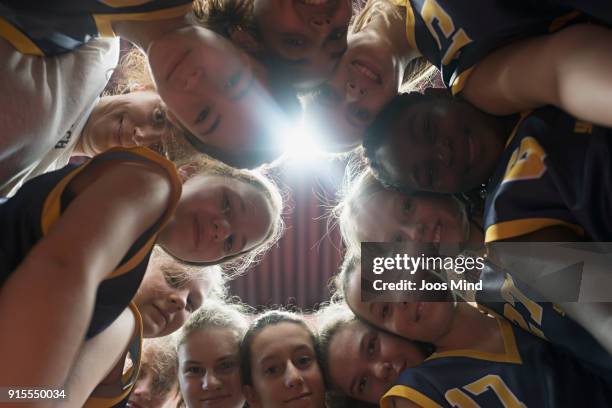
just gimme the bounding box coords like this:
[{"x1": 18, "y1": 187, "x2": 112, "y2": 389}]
[
  {"x1": 253, "y1": 0, "x2": 352, "y2": 89},
  {"x1": 328, "y1": 320, "x2": 425, "y2": 404},
  {"x1": 307, "y1": 30, "x2": 399, "y2": 150},
  {"x1": 159, "y1": 175, "x2": 273, "y2": 264},
  {"x1": 128, "y1": 345, "x2": 176, "y2": 408},
  {"x1": 354, "y1": 189, "x2": 469, "y2": 244},
  {"x1": 134, "y1": 260, "x2": 207, "y2": 338},
  {"x1": 80, "y1": 90, "x2": 173, "y2": 156},
  {"x1": 345, "y1": 270, "x2": 456, "y2": 344},
  {"x1": 178, "y1": 328, "x2": 245, "y2": 408},
  {"x1": 245, "y1": 322, "x2": 325, "y2": 408},
  {"x1": 148, "y1": 26, "x2": 280, "y2": 159},
  {"x1": 371, "y1": 97, "x2": 505, "y2": 193}
]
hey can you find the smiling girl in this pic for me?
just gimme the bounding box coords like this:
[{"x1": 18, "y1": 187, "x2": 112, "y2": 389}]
[
  {"x1": 306, "y1": 0, "x2": 612, "y2": 150},
  {"x1": 334, "y1": 254, "x2": 612, "y2": 407},
  {"x1": 0, "y1": 146, "x2": 283, "y2": 390},
  {"x1": 0, "y1": 1, "x2": 299, "y2": 169},
  {"x1": 241, "y1": 311, "x2": 326, "y2": 408},
  {"x1": 176, "y1": 299, "x2": 250, "y2": 408}
]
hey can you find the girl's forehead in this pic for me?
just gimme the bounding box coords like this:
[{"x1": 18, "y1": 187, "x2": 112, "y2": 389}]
[{"x1": 253, "y1": 322, "x2": 314, "y2": 352}]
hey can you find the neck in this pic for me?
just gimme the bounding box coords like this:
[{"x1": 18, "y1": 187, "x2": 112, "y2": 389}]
[
  {"x1": 434, "y1": 303, "x2": 498, "y2": 352},
  {"x1": 113, "y1": 15, "x2": 190, "y2": 52}
]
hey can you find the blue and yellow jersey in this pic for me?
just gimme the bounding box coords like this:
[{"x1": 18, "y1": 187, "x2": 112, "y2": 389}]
[
  {"x1": 0, "y1": 146, "x2": 181, "y2": 339},
  {"x1": 476, "y1": 262, "x2": 612, "y2": 382},
  {"x1": 380, "y1": 317, "x2": 612, "y2": 408},
  {"x1": 84, "y1": 302, "x2": 143, "y2": 408},
  {"x1": 484, "y1": 106, "x2": 612, "y2": 243},
  {"x1": 0, "y1": 0, "x2": 192, "y2": 55},
  {"x1": 390, "y1": 0, "x2": 577, "y2": 94}
]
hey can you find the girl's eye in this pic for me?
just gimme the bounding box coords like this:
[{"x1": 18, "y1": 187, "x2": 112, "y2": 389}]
[
  {"x1": 224, "y1": 235, "x2": 234, "y2": 253},
  {"x1": 296, "y1": 355, "x2": 312, "y2": 368},
  {"x1": 222, "y1": 192, "x2": 231, "y2": 213},
  {"x1": 403, "y1": 198, "x2": 413, "y2": 213},
  {"x1": 217, "y1": 360, "x2": 237, "y2": 373},
  {"x1": 394, "y1": 234, "x2": 404, "y2": 243},
  {"x1": 264, "y1": 365, "x2": 279, "y2": 376},
  {"x1": 196, "y1": 107, "x2": 210, "y2": 124},
  {"x1": 152, "y1": 106, "x2": 166, "y2": 127},
  {"x1": 357, "y1": 376, "x2": 368, "y2": 394},
  {"x1": 164, "y1": 271, "x2": 183, "y2": 289},
  {"x1": 328, "y1": 28, "x2": 347, "y2": 41},
  {"x1": 381, "y1": 304, "x2": 390, "y2": 320},
  {"x1": 366, "y1": 337, "x2": 377, "y2": 356},
  {"x1": 186, "y1": 297, "x2": 195, "y2": 312},
  {"x1": 185, "y1": 366, "x2": 203, "y2": 376},
  {"x1": 225, "y1": 72, "x2": 241, "y2": 90}
]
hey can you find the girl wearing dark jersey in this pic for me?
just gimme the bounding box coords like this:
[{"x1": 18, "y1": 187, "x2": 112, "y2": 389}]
[
  {"x1": 308, "y1": 0, "x2": 612, "y2": 149},
  {"x1": 331, "y1": 255, "x2": 612, "y2": 407},
  {"x1": 0, "y1": 146, "x2": 282, "y2": 391}
]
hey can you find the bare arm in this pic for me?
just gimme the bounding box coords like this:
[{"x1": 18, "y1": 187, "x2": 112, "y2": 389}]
[
  {"x1": 0, "y1": 161, "x2": 172, "y2": 388},
  {"x1": 462, "y1": 24, "x2": 612, "y2": 127},
  {"x1": 61, "y1": 308, "x2": 135, "y2": 408}
]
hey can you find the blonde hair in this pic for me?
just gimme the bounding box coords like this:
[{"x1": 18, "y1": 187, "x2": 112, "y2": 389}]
[
  {"x1": 333, "y1": 163, "x2": 387, "y2": 253},
  {"x1": 350, "y1": 0, "x2": 437, "y2": 91},
  {"x1": 177, "y1": 298, "x2": 250, "y2": 349},
  {"x1": 193, "y1": 0, "x2": 255, "y2": 38},
  {"x1": 141, "y1": 336, "x2": 180, "y2": 400}
]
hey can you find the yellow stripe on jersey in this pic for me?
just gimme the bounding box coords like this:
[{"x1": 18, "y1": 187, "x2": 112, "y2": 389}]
[
  {"x1": 0, "y1": 17, "x2": 43, "y2": 56},
  {"x1": 404, "y1": 1, "x2": 418, "y2": 51},
  {"x1": 426, "y1": 318, "x2": 522, "y2": 364},
  {"x1": 93, "y1": 3, "x2": 193, "y2": 37},
  {"x1": 549, "y1": 10, "x2": 581, "y2": 33},
  {"x1": 381, "y1": 385, "x2": 444, "y2": 408},
  {"x1": 84, "y1": 303, "x2": 143, "y2": 408},
  {"x1": 106, "y1": 146, "x2": 181, "y2": 279},
  {"x1": 41, "y1": 146, "x2": 182, "y2": 280},
  {"x1": 485, "y1": 218, "x2": 584, "y2": 243},
  {"x1": 450, "y1": 66, "x2": 473, "y2": 95},
  {"x1": 99, "y1": 0, "x2": 154, "y2": 8}
]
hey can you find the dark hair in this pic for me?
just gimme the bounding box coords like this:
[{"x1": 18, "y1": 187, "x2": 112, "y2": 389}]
[
  {"x1": 363, "y1": 92, "x2": 433, "y2": 189},
  {"x1": 239, "y1": 310, "x2": 317, "y2": 386}
]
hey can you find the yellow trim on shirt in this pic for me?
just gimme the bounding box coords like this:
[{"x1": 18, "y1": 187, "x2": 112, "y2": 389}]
[
  {"x1": 93, "y1": 3, "x2": 193, "y2": 37},
  {"x1": 404, "y1": 1, "x2": 418, "y2": 51},
  {"x1": 450, "y1": 67, "x2": 474, "y2": 95},
  {"x1": 426, "y1": 318, "x2": 522, "y2": 364},
  {"x1": 83, "y1": 303, "x2": 143, "y2": 408},
  {"x1": 105, "y1": 147, "x2": 182, "y2": 279},
  {"x1": 41, "y1": 146, "x2": 182, "y2": 279},
  {"x1": 99, "y1": 0, "x2": 153, "y2": 7},
  {"x1": 381, "y1": 385, "x2": 444, "y2": 408},
  {"x1": 0, "y1": 17, "x2": 43, "y2": 56},
  {"x1": 485, "y1": 218, "x2": 585, "y2": 243}
]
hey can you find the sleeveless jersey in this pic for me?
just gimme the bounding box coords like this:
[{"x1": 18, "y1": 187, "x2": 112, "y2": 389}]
[
  {"x1": 391, "y1": 0, "x2": 578, "y2": 94},
  {"x1": 84, "y1": 302, "x2": 144, "y2": 408},
  {"x1": 484, "y1": 106, "x2": 612, "y2": 243},
  {"x1": 381, "y1": 317, "x2": 612, "y2": 408},
  {"x1": 476, "y1": 261, "x2": 612, "y2": 382},
  {"x1": 0, "y1": 0, "x2": 192, "y2": 55},
  {"x1": 0, "y1": 146, "x2": 181, "y2": 338}
]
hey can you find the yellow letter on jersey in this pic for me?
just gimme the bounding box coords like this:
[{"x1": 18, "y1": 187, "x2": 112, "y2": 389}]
[
  {"x1": 420, "y1": 0, "x2": 473, "y2": 65},
  {"x1": 502, "y1": 137, "x2": 547, "y2": 183}
]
